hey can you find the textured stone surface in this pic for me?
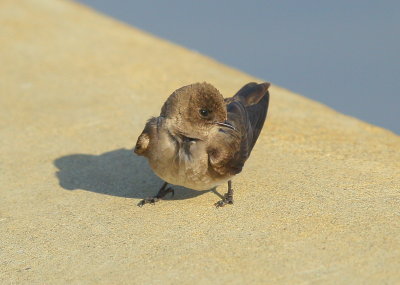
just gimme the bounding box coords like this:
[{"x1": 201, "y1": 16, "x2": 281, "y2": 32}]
[{"x1": 1, "y1": 0, "x2": 399, "y2": 284}]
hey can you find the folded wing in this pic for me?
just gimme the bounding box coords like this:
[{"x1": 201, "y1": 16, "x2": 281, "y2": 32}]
[{"x1": 208, "y1": 82, "x2": 270, "y2": 176}]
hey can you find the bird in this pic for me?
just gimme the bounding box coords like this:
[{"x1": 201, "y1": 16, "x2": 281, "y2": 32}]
[{"x1": 134, "y1": 82, "x2": 270, "y2": 207}]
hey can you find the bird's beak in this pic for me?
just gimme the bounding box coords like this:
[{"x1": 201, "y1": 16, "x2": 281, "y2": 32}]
[{"x1": 214, "y1": 121, "x2": 236, "y2": 131}]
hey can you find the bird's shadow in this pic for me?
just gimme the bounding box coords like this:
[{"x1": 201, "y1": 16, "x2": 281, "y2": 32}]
[{"x1": 54, "y1": 148, "x2": 221, "y2": 201}]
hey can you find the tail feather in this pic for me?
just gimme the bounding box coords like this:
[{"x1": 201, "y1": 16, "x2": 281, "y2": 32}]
[
  {"x1": 229, "y1": 82, "x2": 270, "y2": 151},
  {"x1": 221, "y1": 82, "x2": 270, "y2": 176},
  {"x1": 246, "y1": 90, "x2": 269, "y2": 151}
]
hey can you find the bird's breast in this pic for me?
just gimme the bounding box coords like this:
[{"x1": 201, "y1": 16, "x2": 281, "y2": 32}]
[{"x1": 147, "y1": 130, "x2": 228, "y2": 190}]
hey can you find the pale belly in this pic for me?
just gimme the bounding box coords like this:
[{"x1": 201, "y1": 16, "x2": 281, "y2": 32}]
[
  {"x1": 147, "y1": 135, "x2": 229, "y2": 190},
  {"x1": 152, "y1": 163, "x2": 227, "y2": 191}
]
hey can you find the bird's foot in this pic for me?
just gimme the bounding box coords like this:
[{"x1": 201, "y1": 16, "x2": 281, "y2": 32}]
[
  {"x1": 214, "y1": 193, "x2": 234, "y2": 208},
  {"x1": 137, "y1": 187, "x2": 174, "y2": 207},
  {"x1": 137, "y1": 197, "x2": 160, "y2": 207}
]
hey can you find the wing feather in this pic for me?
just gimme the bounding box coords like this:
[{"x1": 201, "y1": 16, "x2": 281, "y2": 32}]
[{"x1": 208, "y1": 82, "x2": 270, "y2": 176}]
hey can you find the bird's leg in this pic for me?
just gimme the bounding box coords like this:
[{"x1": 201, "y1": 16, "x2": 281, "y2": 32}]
[
  {"x1": 137, "y1": 182, "x2": 174, "y2": 207},
  {"x1": 215, "y1": 180, "x2": 234, "y2": 208}
]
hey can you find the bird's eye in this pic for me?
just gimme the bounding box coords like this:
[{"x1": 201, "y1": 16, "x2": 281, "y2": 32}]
[{"x1": 199, "y1": 109, "x2": 210, "y2": 117}]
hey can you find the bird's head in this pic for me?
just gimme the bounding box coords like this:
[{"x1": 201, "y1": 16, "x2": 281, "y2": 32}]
[{"x1": 160, "y1": 82, "x2": 234, "y2": 140}]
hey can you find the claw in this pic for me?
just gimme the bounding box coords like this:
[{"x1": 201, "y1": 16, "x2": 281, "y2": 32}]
[
  {"x1": 166, "y1": 187, "x2": 175, "y2": 198},
  {"x1": 215, "y1": 181, "x2": 234, "y2": 208},
  {"x1": 214, "y1": 195, "x2": 233, "y2": 208},
  {"x1": 137, "y1": 183, "x2": 175, "y2": 207},
  {"x1": 137, "y1": 197, "x2": 159, "y2": 207}
]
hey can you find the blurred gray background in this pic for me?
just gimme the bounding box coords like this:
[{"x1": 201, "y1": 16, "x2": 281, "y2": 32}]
[{"x1": 77, "y1": 0, "x2": 399, "y2": 134}]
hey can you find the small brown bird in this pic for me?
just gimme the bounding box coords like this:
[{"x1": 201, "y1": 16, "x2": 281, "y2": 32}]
[{"x1": 134, "y1": 82, "x2": 270, "y2": 207}]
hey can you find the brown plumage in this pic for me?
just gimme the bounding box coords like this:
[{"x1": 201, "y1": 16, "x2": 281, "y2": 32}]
[{"x1": 135, "y1": 82, "x2": 270, "y2": 207}]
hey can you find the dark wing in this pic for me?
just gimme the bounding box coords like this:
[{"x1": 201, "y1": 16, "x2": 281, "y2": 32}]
[
  {"x1": 234, "y1": 82, "x2": 270, "y2": 151},
  {"x1": 208, "y1": 82, "x2": 270, "y2": 176}
]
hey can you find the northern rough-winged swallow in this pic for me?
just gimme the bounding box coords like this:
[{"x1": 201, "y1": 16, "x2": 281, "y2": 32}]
[{"x1": 134, "y1": 82, "x2": 270, "y2": 207}]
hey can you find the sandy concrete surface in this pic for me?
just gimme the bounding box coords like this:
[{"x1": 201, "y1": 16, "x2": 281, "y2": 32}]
[{"x1": 1, "y1": 0, "x2": 399, "y2": 284}]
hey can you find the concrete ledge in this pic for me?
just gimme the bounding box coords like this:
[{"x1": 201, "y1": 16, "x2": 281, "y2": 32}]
[{"x1": 1, "y1": 0, "x2": 399, "y2": 283}]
